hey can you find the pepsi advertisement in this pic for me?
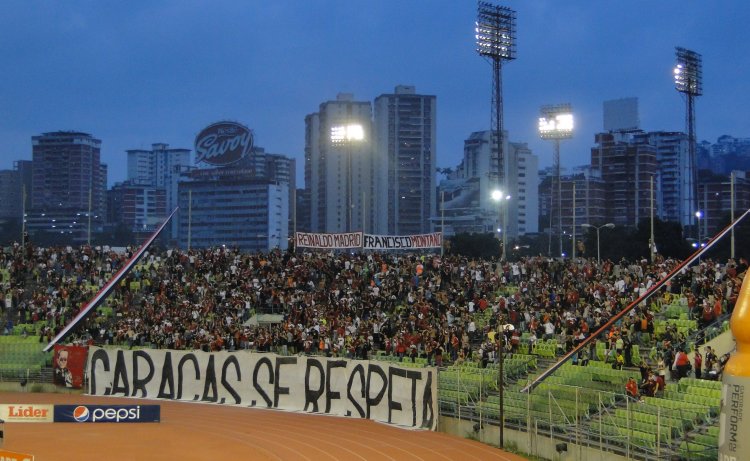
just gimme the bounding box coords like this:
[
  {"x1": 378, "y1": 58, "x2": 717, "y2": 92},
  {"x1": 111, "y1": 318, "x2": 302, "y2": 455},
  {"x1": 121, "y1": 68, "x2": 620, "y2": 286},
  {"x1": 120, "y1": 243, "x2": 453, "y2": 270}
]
[{"x1": 54, "y1": 405, "x2": 160, "y2": 423}]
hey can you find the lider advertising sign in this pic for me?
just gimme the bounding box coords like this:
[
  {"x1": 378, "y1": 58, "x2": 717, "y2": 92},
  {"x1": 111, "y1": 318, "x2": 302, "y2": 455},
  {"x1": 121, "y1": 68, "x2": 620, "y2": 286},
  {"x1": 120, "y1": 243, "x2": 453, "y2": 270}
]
[{"x1": 195, "y1": 121, "x2": 253, "y2": 166}]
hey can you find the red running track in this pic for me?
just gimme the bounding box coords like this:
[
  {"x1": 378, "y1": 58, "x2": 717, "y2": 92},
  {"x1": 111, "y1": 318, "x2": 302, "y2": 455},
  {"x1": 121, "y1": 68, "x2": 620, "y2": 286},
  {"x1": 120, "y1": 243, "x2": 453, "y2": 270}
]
[{"x1": 0, "y1": 392, "x2": 528, "y2": 461}]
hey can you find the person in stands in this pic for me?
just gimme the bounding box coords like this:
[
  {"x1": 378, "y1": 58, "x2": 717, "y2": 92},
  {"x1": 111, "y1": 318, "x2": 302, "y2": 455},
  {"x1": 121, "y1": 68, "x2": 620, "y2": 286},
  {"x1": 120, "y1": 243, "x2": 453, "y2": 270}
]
[
  {"x1": 693, "y1": 349, "x2": 703, "y2": 379},
  {"x1": 673, "y1": 348, "x2": 690, "y2": 379},
  {"x1": 625, "y1": 377, "x2": 639, "y2": 400}
]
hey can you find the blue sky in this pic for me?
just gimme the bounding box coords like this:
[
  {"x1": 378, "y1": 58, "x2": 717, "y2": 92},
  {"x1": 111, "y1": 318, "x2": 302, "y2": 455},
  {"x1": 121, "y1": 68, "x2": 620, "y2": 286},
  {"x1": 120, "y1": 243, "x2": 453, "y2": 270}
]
[{"x1": 1, "y1": 1, "x2": 748, "y2": 186}]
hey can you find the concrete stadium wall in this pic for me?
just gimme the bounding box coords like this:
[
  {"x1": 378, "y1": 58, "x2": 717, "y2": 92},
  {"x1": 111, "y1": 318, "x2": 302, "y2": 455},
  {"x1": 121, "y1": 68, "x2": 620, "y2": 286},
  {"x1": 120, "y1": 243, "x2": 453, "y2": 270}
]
[
  {"x1": 0, "y1": 382, "x2": 83, "y2": 394},
  {"x1": 688, "y1": 329, "x2": 736, "y2": 362},
  {"x1": 439, "y1": 416, "x2": 632, "y2": 461}
]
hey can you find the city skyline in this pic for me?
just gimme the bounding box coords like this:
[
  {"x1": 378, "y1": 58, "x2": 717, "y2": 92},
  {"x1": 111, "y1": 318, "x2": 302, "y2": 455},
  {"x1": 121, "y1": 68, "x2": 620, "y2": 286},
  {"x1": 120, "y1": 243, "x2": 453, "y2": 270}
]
[{"x1": 2, "y1": 1, "x2": 749, "y2": 187}]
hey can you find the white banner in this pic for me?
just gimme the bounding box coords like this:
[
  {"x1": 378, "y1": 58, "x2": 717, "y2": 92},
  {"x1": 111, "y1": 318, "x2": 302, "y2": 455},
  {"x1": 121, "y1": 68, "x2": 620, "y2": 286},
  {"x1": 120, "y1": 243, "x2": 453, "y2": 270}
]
[
  {"x1": 295, "y1": 232, "x2": 363, "y2": 249},
  {"x1": 363, "y1": 233, "x2": 442, "y2": 250},
  {"x1": 87, "y1": 348, "x2": 437, "y2": 430},
  {"x1": 295, "y1": 232, "x2": 442, "y2": 250}
]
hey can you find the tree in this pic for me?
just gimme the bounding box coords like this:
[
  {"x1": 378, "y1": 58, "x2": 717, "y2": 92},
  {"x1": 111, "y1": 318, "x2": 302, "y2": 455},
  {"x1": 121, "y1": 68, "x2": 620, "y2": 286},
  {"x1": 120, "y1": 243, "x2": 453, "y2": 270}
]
[
  {"x1": 0, "y1": 218, "x2": 22, "y2": 246},
  {"x1": 447, "y1": 233, "x2": 500, "y2": 259},
  {"x1": 635, "y1": 218, "x2": 691, "y2": 260}
]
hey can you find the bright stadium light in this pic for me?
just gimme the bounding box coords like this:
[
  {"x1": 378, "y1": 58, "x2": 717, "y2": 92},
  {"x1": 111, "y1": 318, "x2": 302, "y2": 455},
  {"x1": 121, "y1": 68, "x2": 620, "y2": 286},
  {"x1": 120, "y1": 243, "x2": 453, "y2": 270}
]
[
  {"x1": 331, "y1": 123, "x2": 365, "y2": 232},
  {"x1": 476, "y1": 4, "x2": 517, "y2": 278},
  {"x1": 674, "y1": 47, "x2": 703, "y2": 96},
  {"x1": 539, "y1": 104, "x2": 573, "y2": 259},
  {"x1": 674, "y1": 47, "x2": 702, "y2": 242},
  {"x1": 330, "y1": 124, "x2": 364, "y2": 144},
  {"x1": 538, "y1": 105, "x2": 574, "y2": 140}
]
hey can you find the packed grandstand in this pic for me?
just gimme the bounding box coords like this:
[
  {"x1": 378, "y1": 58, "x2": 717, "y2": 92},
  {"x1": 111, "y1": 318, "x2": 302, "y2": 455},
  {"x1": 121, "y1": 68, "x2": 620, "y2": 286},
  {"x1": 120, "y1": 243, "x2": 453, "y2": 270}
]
[{"x1": 0, "y1": 242, "x2": 738, "y2": 460}]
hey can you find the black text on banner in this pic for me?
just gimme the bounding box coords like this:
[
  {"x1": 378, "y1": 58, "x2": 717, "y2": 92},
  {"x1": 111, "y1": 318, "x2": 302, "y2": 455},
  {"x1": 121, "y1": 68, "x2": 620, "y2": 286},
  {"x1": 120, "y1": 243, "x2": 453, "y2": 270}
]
[{"x1": 87, "y1": 347, "x2": 437, "y2": 430}]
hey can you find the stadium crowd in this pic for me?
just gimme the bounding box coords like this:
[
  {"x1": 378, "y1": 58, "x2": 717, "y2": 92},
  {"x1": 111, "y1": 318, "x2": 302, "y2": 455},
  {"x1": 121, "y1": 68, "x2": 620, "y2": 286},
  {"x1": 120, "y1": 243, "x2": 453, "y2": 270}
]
[{"x1": 0, "y1": 242, "x2": 744, "y2": 379}]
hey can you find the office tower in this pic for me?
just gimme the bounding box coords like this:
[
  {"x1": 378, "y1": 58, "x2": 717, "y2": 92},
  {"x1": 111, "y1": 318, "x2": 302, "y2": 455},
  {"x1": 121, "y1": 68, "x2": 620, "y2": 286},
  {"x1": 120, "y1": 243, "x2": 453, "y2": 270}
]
[
  {"x1": 373, "y1": 85, "x2": 436, "y2": 235},
  {"x1": 27, "y1": 131, "x2": 107, "y2": 243},
  {"x1": 305, "y1": 93, "x2": 373, "y2": 233},
  {"x1": 178, "y1": 121, "x2": 292, "y2": 252},
  {"x1": 177, "y1": 171, "x2": 288, "y2": 252}
]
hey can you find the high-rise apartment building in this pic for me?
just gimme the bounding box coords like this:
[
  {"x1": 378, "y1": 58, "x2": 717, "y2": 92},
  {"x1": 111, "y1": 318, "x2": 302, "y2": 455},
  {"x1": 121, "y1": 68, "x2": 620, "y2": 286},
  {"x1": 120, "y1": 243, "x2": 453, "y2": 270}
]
[
  {"x1": 441, "y1": 130, "x2": 538, "y2": 238},
  {"x1": 247, "y1": 148, "x2": 296, "y2": 236},
  {"x1": 305, "y1": 93, "x2": 373, "y2": 233},
  {"x1": 539, "y1": 168, "x2": 607, "y2": 243},
  {"x1": 633, "y1": 131, "x2": 691, "y2": 227},
  {"x1": 0, "y1": 169, "x2": 22, "y2": 220},
  {"x1": 107, "y1": 182, "x2": 167, "y2": 241},
  {"x1": 506, "y1": 142, "x2": 539, "y2": 235},
  {"x1": 697, "y1": 171, "x2": 750, "y2": 238},
  {"x1": 591, "y1": 132, "x2": 657, "y2": 227},
  {"x1": 707, "y1": 135, "x2": 750, "y2": 174},
  {"x1": 27, "y1": 131, "x2": 107, "y2": 243},
  {"x1": 126, "y1": 143, "x2": 191, "y2": 239},
  {"x1": 373, "y1": 85, "x2": 436, "y2": 235}
]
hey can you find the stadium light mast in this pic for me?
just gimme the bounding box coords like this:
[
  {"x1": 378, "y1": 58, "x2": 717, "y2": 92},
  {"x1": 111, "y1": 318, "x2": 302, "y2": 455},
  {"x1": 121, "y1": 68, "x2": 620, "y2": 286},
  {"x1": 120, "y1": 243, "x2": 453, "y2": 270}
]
[
  {"x1": 674, "y1": 47, "x2": 702, "y2": 241},
  {"x1": 331, "y1": 124, "x2": 365, "y2": 232},
  {"x1": 476, "y1": 3, "x2": 516, "y2": 447},
  {"x1": 476, "y1": 2, "x2": 516, "y2": 264},
  {"x1": 539, "y1": 104, "x2": 574, "y2": 258}
]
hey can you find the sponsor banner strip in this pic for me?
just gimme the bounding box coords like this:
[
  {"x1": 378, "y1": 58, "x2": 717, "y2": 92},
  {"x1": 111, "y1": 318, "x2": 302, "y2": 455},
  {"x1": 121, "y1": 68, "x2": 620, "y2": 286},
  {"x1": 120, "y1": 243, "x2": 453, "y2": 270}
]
[
  {"x1": 53, "y1": 405, "x2": 161, "y2": 423},
  {"x1": 0, "y1": 404, "x2": 54, "y2": 423},
  {"x1": 0, "y1": 449, "x2": 35, "y2": 461},
  {"x1": 87, "y1": 347, "x2": 437, "y2": 430}
]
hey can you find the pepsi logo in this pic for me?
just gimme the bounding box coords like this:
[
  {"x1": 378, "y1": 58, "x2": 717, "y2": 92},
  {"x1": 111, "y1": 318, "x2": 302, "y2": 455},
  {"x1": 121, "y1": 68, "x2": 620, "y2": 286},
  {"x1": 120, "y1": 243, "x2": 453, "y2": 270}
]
[{"x1": 73, "y1": 405, "x2": 90, "y2": 422}]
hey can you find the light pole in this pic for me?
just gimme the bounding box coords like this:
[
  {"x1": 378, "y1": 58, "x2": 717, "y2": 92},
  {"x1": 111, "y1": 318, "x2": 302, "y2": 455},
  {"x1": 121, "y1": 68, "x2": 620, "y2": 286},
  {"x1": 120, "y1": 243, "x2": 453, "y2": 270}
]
[
  {"x1": 497, "y1": 323, "x2": 513, "y2": 449},
  {"x1": 581, "y1": 223, "x2": 614, "y2": 265},
  {"x1": 476, "y1": 4, "x2": 517, "y2": 280},
  {"x1": 492, "y1": 190, "x2": 511, "y2": 261},
  {"x1": 539, "y1": 104, "x2": 574, "y2": 258},
  {"x1": 695, "y1": 210, "x2": 703, "y2": 247},
  {"x1": 441, "y1": 190, "x2": 445, "y2": 257},
  {"x1": 331, "y1": 124, "x2": 364, "y2": 232},
  {"x1": 674, "y1": 47, "x2": 702, "y2": 243},
  {"x1": 731, "y1": 171, "x2": 736, "y2": 259}
]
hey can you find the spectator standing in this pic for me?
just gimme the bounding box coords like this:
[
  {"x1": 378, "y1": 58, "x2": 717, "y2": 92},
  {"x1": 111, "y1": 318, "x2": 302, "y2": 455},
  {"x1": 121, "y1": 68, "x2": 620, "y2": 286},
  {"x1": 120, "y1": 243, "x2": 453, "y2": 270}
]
[
  {"x1": 673, "y1": 348, "x2": 690, "y2": 379},
  {"x1": 694, "y1": 350, "x2": 703, "y2": 379}
]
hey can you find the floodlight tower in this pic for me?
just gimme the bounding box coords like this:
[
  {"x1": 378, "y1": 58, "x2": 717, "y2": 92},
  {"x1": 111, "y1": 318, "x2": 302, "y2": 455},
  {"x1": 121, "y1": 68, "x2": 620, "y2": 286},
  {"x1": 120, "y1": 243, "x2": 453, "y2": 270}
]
[
  {"x1": 476, "y1": 6, "x2": 515, "y2": 447},
  {"x1": 331, "y1": 124, "x2": 365, "y2": 232},
  {"x1": 476, "y1": 2, "x2": 516, "y2": 255},
  {"x1": 539, "y1": 104, "x2": 573, "y2": 257},
  {"x1": 674, "y1": 47, "x2": 702, "y2": 239}
]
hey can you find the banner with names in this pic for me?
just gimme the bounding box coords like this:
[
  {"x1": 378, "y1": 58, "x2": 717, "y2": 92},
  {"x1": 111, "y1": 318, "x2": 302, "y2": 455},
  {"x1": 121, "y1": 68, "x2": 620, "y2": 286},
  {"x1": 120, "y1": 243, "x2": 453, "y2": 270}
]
[{"x1": 295, "y1": 232, "x2": 442, "y2": 250}]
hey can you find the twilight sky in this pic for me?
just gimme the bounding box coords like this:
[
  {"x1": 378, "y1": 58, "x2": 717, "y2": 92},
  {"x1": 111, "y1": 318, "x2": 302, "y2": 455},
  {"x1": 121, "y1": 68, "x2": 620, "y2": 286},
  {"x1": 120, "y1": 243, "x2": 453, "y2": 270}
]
[{"x1": 1, "y1": 1, "x2": 748, "y2": 186}]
